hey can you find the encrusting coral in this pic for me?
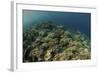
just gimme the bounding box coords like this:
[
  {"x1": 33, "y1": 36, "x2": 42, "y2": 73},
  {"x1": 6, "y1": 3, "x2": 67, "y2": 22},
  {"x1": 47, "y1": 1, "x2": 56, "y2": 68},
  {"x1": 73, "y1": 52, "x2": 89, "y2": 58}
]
[{"x1": 23, "y1": 21, "x2": 91, "y2": 62}]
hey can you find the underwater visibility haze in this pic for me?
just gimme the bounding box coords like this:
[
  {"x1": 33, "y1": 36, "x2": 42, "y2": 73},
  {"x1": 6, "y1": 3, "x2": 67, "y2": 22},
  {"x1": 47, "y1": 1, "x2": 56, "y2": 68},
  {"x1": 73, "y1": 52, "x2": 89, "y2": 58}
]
[{"x1": 23, "y1": 10, "x2": 91, "y2": 62}]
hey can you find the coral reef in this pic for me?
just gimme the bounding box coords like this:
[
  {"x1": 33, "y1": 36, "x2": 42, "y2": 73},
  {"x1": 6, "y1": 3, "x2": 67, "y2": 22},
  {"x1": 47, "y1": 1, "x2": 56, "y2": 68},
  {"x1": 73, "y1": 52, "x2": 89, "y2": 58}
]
[{"x1": 23, "y1": 21, "x2": 91, "y2": 62}]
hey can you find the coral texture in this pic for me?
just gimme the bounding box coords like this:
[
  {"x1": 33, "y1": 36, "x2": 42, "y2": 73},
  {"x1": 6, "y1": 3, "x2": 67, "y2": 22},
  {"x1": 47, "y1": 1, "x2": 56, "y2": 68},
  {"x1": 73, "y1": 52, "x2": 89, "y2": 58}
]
[{"x1": 23, "y1": 21, "x2": 91, "y2": 62}]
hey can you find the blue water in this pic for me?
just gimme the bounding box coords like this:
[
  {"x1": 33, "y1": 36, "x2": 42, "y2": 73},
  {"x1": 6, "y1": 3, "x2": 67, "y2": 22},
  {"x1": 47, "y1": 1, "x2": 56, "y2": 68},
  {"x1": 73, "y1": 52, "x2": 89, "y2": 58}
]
[{"x1": 23, "y1": 10, "x2": 91, "y2": 37}]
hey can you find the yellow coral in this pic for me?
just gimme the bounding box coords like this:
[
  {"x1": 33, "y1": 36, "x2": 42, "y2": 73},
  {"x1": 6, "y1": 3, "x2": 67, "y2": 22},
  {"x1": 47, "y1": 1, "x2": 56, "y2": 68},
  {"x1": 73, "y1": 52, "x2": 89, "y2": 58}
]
[
  {"x1": 44, "y1": 49, "x2": 52, "y2": 61},
  {"x1": 31, "y1": 48, "x2": 41, "y2": 58}
]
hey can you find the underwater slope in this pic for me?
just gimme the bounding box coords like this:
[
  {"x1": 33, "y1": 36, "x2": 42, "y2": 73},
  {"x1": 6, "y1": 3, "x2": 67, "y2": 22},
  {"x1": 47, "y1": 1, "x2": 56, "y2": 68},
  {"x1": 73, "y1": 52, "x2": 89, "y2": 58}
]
[{"x1": 23, "y1": 21, "x2": 91, "y2": 62}]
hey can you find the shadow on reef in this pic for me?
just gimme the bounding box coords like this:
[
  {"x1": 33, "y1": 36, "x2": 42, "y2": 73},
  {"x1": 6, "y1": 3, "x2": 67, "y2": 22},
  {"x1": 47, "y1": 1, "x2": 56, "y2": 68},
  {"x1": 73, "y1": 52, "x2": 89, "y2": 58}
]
[{"x1": 23, "y1": 21, "x2": 91, "y2": 62}]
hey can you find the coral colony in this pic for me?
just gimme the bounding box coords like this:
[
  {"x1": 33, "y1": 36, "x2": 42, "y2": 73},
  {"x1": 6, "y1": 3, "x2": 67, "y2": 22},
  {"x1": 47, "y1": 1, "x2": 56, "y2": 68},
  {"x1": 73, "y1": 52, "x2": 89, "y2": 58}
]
[{"x1": 23, "y1": 21, "x2": 91, "y2": 62}]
